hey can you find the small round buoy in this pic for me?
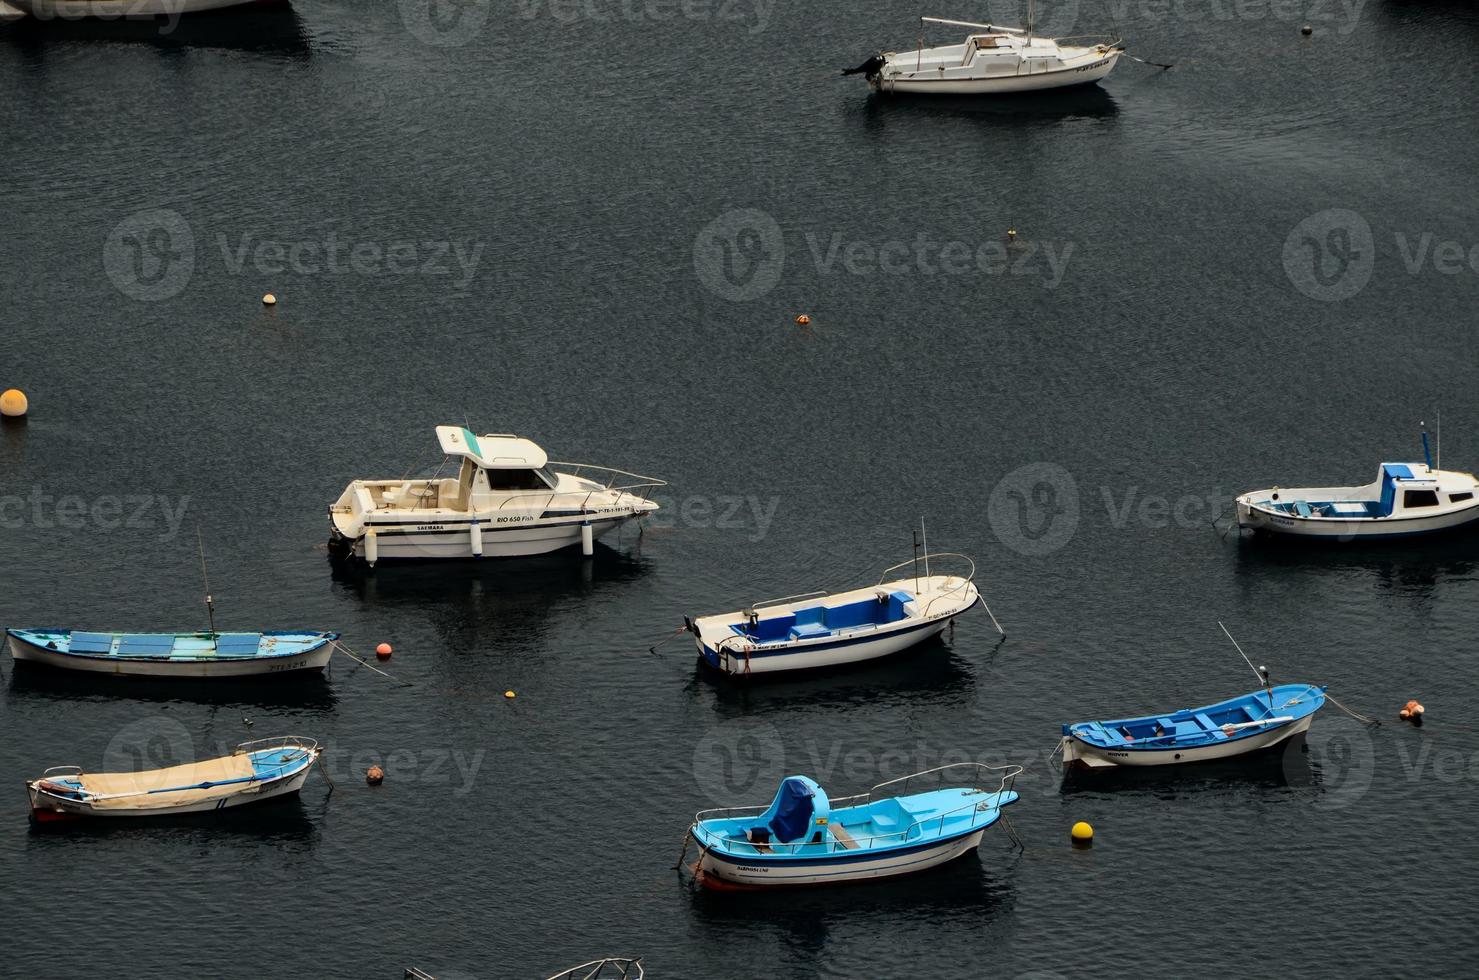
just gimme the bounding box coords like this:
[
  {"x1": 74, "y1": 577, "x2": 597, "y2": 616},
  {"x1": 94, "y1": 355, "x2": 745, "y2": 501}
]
[
  {"x1": 795, "y1": 314, "x2": 811, "y2": 326},
  {"x1": 504, "y1": 690, "x2": 516, "y2": 699},
  {"x1": 0, "y1": 388, "x2": 28, "y2": 418},
  {"x1": 262, "y1": 293, "x2": 277, "y2": 306},
  {"x1": 375, "y1": 642, "x2": 392, "y2": 659},
  {"x1": 1007, "y1": 228, "x2": 1018, "y2": 241},
  {"x1": 1301, "y1": 24, "x2": 1313, "y2": 36},
  {"x1": 1071, "y1": 821, "x2": 1094, "y2": 846},
  {"x1": 366, "y1": 765, "x2": 384, "y2": 786}
]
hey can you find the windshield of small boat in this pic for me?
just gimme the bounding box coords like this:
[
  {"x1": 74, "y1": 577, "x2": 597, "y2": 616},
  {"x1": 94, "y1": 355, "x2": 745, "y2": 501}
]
[{"x1": 484, "y1": 466, "x2": 555, "y2": 491}]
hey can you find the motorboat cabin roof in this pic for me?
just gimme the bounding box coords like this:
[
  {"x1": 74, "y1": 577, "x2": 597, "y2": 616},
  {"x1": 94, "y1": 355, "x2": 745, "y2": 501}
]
[{"x1": 436, "y1": 426, "x2": 548, "y2": 470}]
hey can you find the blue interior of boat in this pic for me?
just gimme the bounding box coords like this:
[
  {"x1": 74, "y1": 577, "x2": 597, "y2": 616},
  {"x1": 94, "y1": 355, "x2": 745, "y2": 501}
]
[
  {"x1": 1064, "y1": 684, "x2": 1326, "y2": 748},
  {"x1": 1262, "y1": 463, "x2": 1419, "y2": 519},
  {"x1": 733, "y1": 591, "x2": 915, "y2": 643}
]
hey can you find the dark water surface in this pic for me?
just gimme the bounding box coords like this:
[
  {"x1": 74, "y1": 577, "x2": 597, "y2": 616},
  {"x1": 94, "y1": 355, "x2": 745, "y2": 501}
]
[{"x1": 4, "y1": 1, "x2": 1479, "y2": 977}]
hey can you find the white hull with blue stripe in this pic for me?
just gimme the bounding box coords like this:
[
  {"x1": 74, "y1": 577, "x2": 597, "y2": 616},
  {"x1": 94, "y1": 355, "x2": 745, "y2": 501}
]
[
  {"x1": 687, "y1": 555, "x2": 981, "y2": 676},
  {"x1": 1061, "y1": 684, "x2": 1326, "y2": 769},
  {"x1": 6, "y1": 628, "x2": 336, "y2": 678},
  {"x1": 27, "y1": 737, "x2": 320, "y2": 822},
  {"x1": 689, "y1": 764, "x2": 1021, "y2": 888},
  {"x1": 1236, "y1": 457, "x2": 1479, "y2": 540},
  {"x1": 328, "y1": 426, "x2": 663, "y2": 565}
]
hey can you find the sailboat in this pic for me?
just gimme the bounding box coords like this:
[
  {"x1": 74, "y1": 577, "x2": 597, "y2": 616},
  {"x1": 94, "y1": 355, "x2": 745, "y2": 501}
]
[{"x1": 844, "y1": 4, "x2": 1123, "y2": 95}]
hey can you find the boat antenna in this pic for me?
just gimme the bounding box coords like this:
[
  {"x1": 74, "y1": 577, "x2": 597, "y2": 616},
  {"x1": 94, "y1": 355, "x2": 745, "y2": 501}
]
[
  {"x1": 1027, "y1": 0, "x2": 1035, "y2": 41},
  {"x1": 912, "y1": 528, "x2": 921, "y2": 594},
  {"x1": 921, "y1": 516, "x2": 931, "y2": 580},
  {"x1": 1437, "y1": 410, "x2": 1441, "y2": 472},
  {"x1": 1218, "y1": 621, "x2": 1272, "y2": 712},
  {"x1": 196, "y1": 525, "x2": 217, "y2": 644},
  {"x1": 1420, "y1": 420, "x2": 1433, "y2": 470}
]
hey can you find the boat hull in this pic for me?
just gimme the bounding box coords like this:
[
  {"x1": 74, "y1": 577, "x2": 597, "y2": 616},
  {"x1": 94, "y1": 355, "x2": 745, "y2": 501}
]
[
  {"x1": 1236, "y1": 499, "x2": 1479, "y2": 539},
  {"x1": 875, "y1": 52, "x2": 1119, "y2": 95},
  {"x1": 332, "y1": 513, "x2": 633, "y2": 563},
  {"x1": 698, "y1": 616, "x2": 954, "y2": 675},
  {"x1": 27, "y1": 765, "x2": 313, "y2": 821},
  {"x1": 697, "y1": 827, "x2": 986, "y2": 887},
  {"x1": 5, "y1": 633, "x2": 332, "y2": 678},
  {"x1": 1063, "y1": 713, "x2": 1314, "y2": 769}
]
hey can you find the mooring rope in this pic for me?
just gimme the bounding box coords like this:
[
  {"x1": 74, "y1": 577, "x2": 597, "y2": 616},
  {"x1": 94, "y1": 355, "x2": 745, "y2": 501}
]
[
  {"x1": 329, "y1": 639, "x2": 411, "y2": 686},
  {"x1": 1324, "y1": 690, "x2": 1381, "y2": 726}
]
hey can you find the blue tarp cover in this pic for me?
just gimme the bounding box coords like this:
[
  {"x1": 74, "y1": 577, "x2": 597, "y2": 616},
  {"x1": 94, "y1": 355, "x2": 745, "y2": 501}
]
[{"x1": 768, "y1": 778, "x2": 815, "y2": 843}]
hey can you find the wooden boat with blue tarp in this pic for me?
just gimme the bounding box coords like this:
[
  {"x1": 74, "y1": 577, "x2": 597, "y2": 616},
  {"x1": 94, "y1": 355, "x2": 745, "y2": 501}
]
[
  {"x1": 4, "y1": 628, "x2": 338, "y2": 678},
  {"x1": 688, "y1": 763, "x2": 1021, "y2": 887},
  {"x1": 1060, "y1": 684, "x2": 1327, "y2": 769},
  {"x1": 27, "y1": 736, "x2": 321, "y2": 822}
]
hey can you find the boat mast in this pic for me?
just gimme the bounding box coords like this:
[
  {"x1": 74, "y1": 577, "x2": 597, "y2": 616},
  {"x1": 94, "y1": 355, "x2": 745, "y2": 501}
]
[
  {"x1": 921, "y1": 517, "x2": 931, "y2": 580},
  {"x1": 197, "y1": 526, "x2": 217, "y2": 645},
  {"x1": 1218, "y1": 621, "x2": 1273, "y2": 712},
  {"x1": 912, "y1": 529, "x2": 921, "y2": 594},
  {"x1": 1027, "y1": 0, "x2": 1035, "y2": 41}
]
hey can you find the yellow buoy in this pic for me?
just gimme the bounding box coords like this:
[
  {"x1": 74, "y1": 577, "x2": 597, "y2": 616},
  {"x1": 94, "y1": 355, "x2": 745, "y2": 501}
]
[
  {"x1": 1071, "y1": 821, "x2": 1094, "y2": 845},
  {"x1": 504, "y1": 690, "x2": 516, "y2": 699},
  {"x1": 0, "y1": 388, "x2": 27, "y2": 418},
  {"x1": 262, "y1": 293, "x2": 277, "y2": 306}
]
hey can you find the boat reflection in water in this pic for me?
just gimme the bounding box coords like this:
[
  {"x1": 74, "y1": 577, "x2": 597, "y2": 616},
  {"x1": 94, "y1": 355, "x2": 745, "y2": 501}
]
[{"x1": 0, "y1": 4, "x2": 312, "y2": 56}]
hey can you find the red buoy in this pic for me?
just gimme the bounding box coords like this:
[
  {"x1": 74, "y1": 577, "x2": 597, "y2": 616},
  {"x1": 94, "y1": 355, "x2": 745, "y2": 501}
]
[{"x1": 375, "y1": 643, "x2": 392, "y2": 659}]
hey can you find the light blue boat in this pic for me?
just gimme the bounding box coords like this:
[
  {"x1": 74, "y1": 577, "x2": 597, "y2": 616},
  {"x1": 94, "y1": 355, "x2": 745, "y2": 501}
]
[
  {"x1": 5, "y1": 628, "x2": 339, "y2": 679},
  {"x1": 1061, "y1": 684, "x2": 1327, "y2": 769},
  {"x1": 687, "y1": 763, "x2": 1021, "y2": 887}
]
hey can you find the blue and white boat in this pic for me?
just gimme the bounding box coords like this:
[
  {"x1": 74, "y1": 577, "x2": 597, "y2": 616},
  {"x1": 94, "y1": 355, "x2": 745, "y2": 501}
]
[
  {"x1": 688, "y1": 763, "x2": 1021, "y2": 887},
  {"x1": 27, "y1": 736, "x2": 321, "y2": 822},
  {"x1": 1060, "y1": 684, "x2": 1327, "y2": 769},
  {"x1": 1236, "y1": 428, "x2": 1479, "y2": 539},
  {"x1": 686, "y1": 551, "x2": 987, "y2": 676},
  {"x1": 5, "y1": 629, "x2": 339, "y2": 679}
]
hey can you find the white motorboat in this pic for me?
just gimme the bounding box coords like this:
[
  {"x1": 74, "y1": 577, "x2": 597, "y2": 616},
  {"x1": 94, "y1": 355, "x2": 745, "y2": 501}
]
[
  {"x1": 1, "y1": 0, "x2": 280, "y2": 19},
  {"x1": 1236, "y1": 430, "x2": 1479, "y2": 540},
  {"x1": 844, "y1": 13, "x2": 1122, "y2": 96},
  {"x1": 328, "y1": 426, "x2": 664, "y2": 565},
  {"x1": 686, "y1": 537, "x2": 995, "y2": 676}
]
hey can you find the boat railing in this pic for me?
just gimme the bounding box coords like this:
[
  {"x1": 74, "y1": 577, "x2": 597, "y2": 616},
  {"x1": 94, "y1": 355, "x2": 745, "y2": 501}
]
[
  {"x1": 750, "y1": 591, "x2": 829, "y2": 612},
  {"x1": 39, "y1": 765, "x2": 83, "y2": 779},
  {"x1": 482, "y1": 463, "x2": 666, "y2": 517},
  {"x1": 233, "y1": 735, "x2": 319, "y2": 757},
  {"x1": 876, "y1": 552, "x2": 978, "y2": 618},
  {"x1": 549, "y1": 461, "x2": 667, "y2": 499},
  {"x1": 543, "y1": 957, "x2": 645, "y2": 980}
]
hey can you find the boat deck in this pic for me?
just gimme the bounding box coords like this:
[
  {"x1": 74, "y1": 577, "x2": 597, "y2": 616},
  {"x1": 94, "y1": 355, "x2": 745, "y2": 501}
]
[{"x1": 9, "y1": 629, "x2": 331, "y2": 661}]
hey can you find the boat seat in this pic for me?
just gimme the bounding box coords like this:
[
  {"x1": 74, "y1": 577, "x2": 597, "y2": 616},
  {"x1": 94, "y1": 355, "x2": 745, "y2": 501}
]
[
  {"x1": 830, "y1": 825, "x2": 859, "y2": 850},
  {"x1": 1294, "y1": 500, "x2": 1313, "y2": 517},
  {"x1": 790, "y1": 622, "x2": 830, "y2": 641},
  {"x1": 69, "y1": 631, "x2": 115, "y2": 654}
]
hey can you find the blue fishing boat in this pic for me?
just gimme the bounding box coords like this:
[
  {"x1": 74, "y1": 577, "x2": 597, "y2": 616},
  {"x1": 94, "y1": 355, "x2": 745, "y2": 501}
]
[
  {"x1": 686, "y1": 763, "x2": 1021, "y2": 887},
  {"x1": 1060, "y1": 684, "x2": 1327, "y2": 769},
  {"x1": 5, "y1": 629, "x2": 339, "y2": 679}
]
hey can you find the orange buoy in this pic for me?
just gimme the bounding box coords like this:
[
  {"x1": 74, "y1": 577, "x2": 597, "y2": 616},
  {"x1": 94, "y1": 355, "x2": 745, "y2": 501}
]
[
  {"x1": 366, "y1": 765, "x2": 384, "y2": 786},
  {"x1": 375, "y1": 642, "x2": 393, "y2": 659},
  {"x1": 795, "y1": 314, "x2": 811, "y2": 326},
  {"x1": 504, "y1": 690, "x2": 516, "y2": 699}
]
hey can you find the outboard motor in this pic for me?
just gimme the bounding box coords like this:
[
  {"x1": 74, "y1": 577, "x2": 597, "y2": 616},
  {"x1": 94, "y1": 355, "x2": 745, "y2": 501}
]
[{"x1": 841, "y1": 54, "x2": 887, "y2": 79}]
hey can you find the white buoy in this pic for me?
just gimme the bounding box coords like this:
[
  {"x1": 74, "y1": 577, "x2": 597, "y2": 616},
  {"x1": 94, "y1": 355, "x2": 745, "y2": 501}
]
[
  {"x1": 470, "y1": 520, "x2": 483, "y2": 558},
  {"x1": 581, "y1": 521, "x2": 594, "y2": 557},
  {"x1": 365, "y1": 529, "x2": 379, "y2": 566}
]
